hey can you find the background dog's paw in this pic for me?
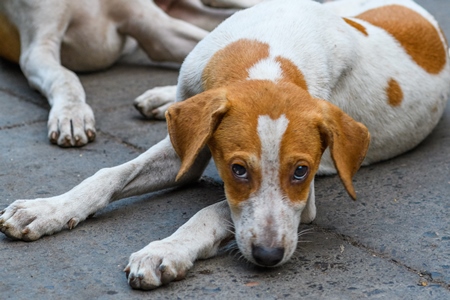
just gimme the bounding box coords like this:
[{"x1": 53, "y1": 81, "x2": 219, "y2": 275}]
[
  {"x1": 47, "y1": 102, "x2": 96, "y2": 147},
  {"x1": 133, "y1": 85, "x2": 177, "y2": 120},
  {"x1": 125, "y1": 240, "x2": 194, "y2": 290},
  {"x1": 0, "y1": 198, "x2": 72, "y2": 241}
]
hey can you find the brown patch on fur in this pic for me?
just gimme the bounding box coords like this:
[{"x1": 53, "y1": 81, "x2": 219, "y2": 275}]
[
  {"x1": 0, "y1": 13, "x2": 20, "y2": 63},
  {"x1": 343, "y1": 18, "x2": 368, "y2": 36},
  {"x1": 276, "y1": 56, "x2": 308, "y2": 91},
  {"x1": 356, "y1": 5, "x2": 446, "y2": 74},
  {"x1": 202, "y1": 39, "x2": 309, "y2": 91},
  {"x1": 202, "y1": 39, "x2": 270, "y2": 90},
  {"x1": 386, "y1": 78, "x2": 403, "y2": 107}
]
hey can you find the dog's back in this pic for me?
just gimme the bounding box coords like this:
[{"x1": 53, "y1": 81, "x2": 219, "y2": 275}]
[{"x1": 177, "y1": 0, "x2": 450, "y2": 172}]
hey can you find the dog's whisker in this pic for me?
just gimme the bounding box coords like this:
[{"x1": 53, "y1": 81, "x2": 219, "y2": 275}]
[
  {"x1": 225, "y1": 229, "x2": 236, "y2": 235},
  {"x1": 238, "y1": 254, "x2": 247, "y2": 262},
  {"x1": 298, "y1": 230, "x2": 315, "y2": 238},
  {"x1": 297, "y1": 240, "x2": 312, "y2": 244},
  {"x1": 298, "y1": 227, "x2": 315, "y2": 234},
  {"x1": 222, "y1": 218, "x2": 235, "y2": 227}
]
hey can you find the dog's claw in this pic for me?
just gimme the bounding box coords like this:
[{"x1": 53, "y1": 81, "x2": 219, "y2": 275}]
[
  {"x1": 49, "y1": 131, "x2": 58, "y2": 144},
  {"x1": 124, "y1": 266, "x2": 131, "y2": 279},
  {"x1": 87, "y1": 129, "x2": 96, "y2": 142},
  {"x1": 67, "y1": 218, "x2": 79, "y2": 230},
  {"x1": 47, "y1": 102, "x2": 96, "y2": 147},
  {"x1": 0, "y1": 198, "x2": 73, "y2": 241},
  {"x1": 133, "y1": 86, "x2": 176, "y2": 120}
]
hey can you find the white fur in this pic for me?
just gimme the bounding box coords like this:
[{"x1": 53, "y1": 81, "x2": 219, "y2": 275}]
[
  {"x1": 126, "y1": 200, "x2": 232, "y2": 289},
  {"x1": 134, "y1": 85, "x2": 178, "y2": 119},
  {"x1": 0, "y1": 137, "x2": 211, "y2": 241},
  {"x1": 247, "y1": 57, "x2": 283, "y2": 81},
  {"x1": 1, "y1": 0, "x2": 449, "y2": 290}
]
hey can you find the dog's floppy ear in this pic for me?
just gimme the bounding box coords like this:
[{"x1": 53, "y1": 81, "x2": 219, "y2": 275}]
[
  {"x1": 318, "y1": 100, "x2": 370, "y2": 200},
  {"x1": 166, "y1": 89, "x2": 230, "y2": 181}
]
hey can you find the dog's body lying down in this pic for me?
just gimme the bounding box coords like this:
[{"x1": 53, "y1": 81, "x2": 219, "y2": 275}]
[
  {"x1": 0, "y1": 0, "x2": 262, "y2": 147},
  {"x1": 1, "y1": 0, "x2": 449, "y2": 291}
]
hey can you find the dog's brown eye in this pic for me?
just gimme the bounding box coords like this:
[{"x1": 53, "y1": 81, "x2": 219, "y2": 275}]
[
  {"x1": 293, "y1": 166, "x2": 308, "y2": 181},
  {"x1": 232, "y1": 164, "x2": 247, "y2": 179}
]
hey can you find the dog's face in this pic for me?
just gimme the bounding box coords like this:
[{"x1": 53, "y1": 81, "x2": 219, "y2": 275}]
[{"x1": 166, "y1": 81, "x2": 370, "y2": 267}]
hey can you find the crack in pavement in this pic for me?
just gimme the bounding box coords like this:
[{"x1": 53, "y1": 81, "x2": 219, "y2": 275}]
[{"x1": 311, "y1": 224, "x2": 450, "y2": 291}]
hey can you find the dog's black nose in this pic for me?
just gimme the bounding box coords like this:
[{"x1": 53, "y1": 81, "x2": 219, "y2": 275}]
[{"x1": 251, "y1": 244, "x2": 284, "y2": 267}]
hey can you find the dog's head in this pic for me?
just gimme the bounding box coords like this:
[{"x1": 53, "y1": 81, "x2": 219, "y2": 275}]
[{"x1": 166, "y1": 81, "x2": 370, "y2": 267}]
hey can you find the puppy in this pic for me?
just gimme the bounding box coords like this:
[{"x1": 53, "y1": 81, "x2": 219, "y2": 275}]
[
  {"x1": 0, "y1": 0, "x2": 260, "y2": 147},
  {"x1": 1, "y1": 0, "x2": 449, "y2": 291}
]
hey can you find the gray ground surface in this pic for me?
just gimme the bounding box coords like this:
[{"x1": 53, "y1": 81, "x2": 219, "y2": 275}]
[{"x1": 1, "y1": 0, "x2": 449, "y2": 299}]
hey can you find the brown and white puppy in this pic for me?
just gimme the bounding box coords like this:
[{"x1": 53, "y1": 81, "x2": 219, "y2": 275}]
[
  {"x1": 0, "y1": 0, "x2": 260, "y2": 147},
  {"x1": 1, "y1": 0, "x2": 449, "y2": 291}
]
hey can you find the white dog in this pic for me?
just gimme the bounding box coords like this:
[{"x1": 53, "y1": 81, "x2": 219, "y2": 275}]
[
  {"x1": 1, "y1": 0, "x2": 449, "y2": 291},
  {"x1": 0, "y1": 0, "x2": 262, "y2": 147}
]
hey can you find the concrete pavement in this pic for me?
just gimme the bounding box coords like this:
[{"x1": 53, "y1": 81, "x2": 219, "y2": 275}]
[{"x1": 1, "y1": 0, "x2": 449, "y2": 298}]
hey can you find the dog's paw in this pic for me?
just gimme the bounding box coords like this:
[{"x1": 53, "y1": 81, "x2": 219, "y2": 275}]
[
  {"x1": 47, "y1": 102, "x2": 96, "y2": 147},
  {"x1": 133, "y1": 85, "x2": 177, "y2": 120},
  {"x1": 124, "y1": 240, "x2": 194, "y2": 290},
  {"x1": 0, "y1": 198, "x2": 76, "y2": 241}
]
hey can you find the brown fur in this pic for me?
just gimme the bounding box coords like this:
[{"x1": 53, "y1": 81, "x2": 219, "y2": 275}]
[
  {"x1": 202, "y1": 39, "x2": 270, "y2": 90},
  {"x1": 356, "y1": 5, "x2": 447, "y2": 74},
  {"x1": 343, "y1": 17, "x2": 368, "y2": 36},
  {"x1": 203, "y1": 39, "x2": 309, "y2": 92},
  {"x1": 166, "y1": 88, "x2": 230, "y2": 181},
  {"x1": 386, "y1": 78, "x2": 403, "y2": 107},
  {"x1": 276, "y1": 56, "x2": 308, "y2": 91}
]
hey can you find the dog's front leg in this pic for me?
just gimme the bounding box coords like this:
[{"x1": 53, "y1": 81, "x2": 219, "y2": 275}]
[
  {"x1": 0, "y1": 137, "x2": 211, "y2": 241},
  {"x1": 125, "y1": 200, "x2": 232, "y2": 290},
  {"x1": 20, "y1": 43, "x2": 96, "y2": 147}
]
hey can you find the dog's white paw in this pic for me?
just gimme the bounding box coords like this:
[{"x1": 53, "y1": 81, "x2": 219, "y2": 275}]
[
  {"x1": 47, "y1": 102, "x2": 96, "y2": 147},
  {"x1": 125, "y1": 240, "x2": 194, "y2": 290},
  {"x1": 133, "y1": 86, "x2": 177, "y2": 120},
  {"x1": 0, "y1": 198, "x2": 77, "y2": 241}
]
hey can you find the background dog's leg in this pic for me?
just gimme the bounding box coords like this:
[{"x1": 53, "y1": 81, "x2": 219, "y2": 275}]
[
  {"x1": 116, "y1": 0, "x2": 208, "y2": 63},
  {"x1": 0, "y1": 137, "x2": 211, "y2": 241},
  {"x1": 3, "y1": 0, "x2": 97, "y2": 147},
  {"x1": 134, "y1": 85, "x2": 177, "y2": 119},
  {"x1": 125, "y1": 200, "x2": 233, "y2": 290},
  {"x1": 20, "y1": 43, "x2": 96, "y2": 147}
]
